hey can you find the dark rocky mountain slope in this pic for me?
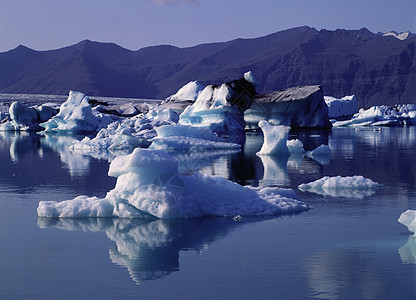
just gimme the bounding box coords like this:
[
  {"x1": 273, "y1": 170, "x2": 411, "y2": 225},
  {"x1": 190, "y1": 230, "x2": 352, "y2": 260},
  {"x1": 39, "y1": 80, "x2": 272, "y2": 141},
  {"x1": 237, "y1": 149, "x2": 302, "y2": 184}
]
[{"x1": 1, "y1": 26, "x2": 415, "y2": 107}]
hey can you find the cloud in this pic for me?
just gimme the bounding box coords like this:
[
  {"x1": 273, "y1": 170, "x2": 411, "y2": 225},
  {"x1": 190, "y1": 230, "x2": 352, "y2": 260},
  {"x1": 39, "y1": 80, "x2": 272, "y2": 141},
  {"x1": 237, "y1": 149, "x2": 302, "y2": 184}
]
[{"x1": 150, "y1": 0, "x2": 198, "y2": 6}]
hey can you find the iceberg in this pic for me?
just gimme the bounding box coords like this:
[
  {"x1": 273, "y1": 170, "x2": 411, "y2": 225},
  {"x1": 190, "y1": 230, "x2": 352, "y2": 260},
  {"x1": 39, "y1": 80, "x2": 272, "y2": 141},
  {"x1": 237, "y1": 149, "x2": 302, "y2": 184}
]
[
  {"x1": 0, "y1": 101, "x2": 58, "y2": 131},
  {"x1": 256, "y1": 120, "x2": 306, "y2": 156},
  {"x1": 145, "y1": 107, "x2": 180, "y2": 123},
  {"x1": 287, "y1": 139, "x2": 305, "y2": 154},
  {"x1": 172, "y1": 149, "x2": 239, "y2": 175},
  {"x1": 179, "y1": 72, "x2": 256, "y2": 138},
  {"x1": 298, "y1": 175, "x2": 382, "y2": 198},
  {"x1": 333, "y1": 104, "x2": 416, "y2": 127},
  {"x1": 244, "y1": 85, "x2": 331, "y2": 129},
  {"x1": 324, "y1": 95, "x2": 359, "y2": 119},
  {"x1": 38, "y1": 148, "x2": 309, "y2": 219},
  {"x1": 69, "y1": 108, "x2": 179, "y2": 154},
  {"x1": 398, "y1": 210, "x2": 416, "y2": 236},
  {"x1": 150, "y1": 124, "x2": 241, "y2": 151},
  {"x1": 256, "y1": 120, "x2": 291, "y2": 155},
  {"x1": 164, "y1": 81, "x2": 205, "y2": 103},
  {"x1": 40, "y1": 91, "x2": 115, "y2": 133}
]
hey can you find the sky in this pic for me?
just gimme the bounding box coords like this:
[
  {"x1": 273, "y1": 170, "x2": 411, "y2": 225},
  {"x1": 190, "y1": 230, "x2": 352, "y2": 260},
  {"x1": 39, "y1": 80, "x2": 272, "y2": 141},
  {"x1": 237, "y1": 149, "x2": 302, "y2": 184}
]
[{"x1": 0, "y1": 0, "x2": 415, "y2": 52}]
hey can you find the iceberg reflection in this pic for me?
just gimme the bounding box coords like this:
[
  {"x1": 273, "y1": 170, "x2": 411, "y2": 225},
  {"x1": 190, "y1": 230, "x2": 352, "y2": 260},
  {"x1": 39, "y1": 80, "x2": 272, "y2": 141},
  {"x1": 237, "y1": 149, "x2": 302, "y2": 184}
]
[
  {"x1": 41, "y1": 134, "x2": 92, "y2": 177},
  {"x1": 398, "y1": 236, "x2": 416, "y2": 264},
  {"x1": 304, "y1": 250, "x2": 388, "y2": 300},
  {"x1": 0, "y1": 131, "x2": 40, "y2": 162},
  {"x1": 37, "y1": 216, "x2": 274, "y2": 285},
  {"x1": 258, "y1": 154, "x2": 289, "y2": 187}
]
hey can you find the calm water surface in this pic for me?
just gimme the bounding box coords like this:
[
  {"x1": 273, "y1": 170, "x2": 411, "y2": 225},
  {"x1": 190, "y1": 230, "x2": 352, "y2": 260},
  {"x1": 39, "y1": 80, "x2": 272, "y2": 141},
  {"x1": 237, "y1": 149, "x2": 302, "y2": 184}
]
[{"x1": 0, "y1": 127, "x2": 415, "y2": 299}]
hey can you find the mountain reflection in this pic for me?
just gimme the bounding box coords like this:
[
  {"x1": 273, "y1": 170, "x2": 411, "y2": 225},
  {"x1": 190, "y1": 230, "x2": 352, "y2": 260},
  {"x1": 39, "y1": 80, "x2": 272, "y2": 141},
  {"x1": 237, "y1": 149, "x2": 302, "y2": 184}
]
[{"x1": 37, "y1": 216, "x2": 271, "y2": 285}]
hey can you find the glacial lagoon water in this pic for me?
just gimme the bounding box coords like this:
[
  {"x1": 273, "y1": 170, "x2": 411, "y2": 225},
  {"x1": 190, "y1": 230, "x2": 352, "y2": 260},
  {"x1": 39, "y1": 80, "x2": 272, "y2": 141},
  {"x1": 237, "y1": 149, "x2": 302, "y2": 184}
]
[{"x1": 0, "y1": 127, "x2": 415, "y2": 299}]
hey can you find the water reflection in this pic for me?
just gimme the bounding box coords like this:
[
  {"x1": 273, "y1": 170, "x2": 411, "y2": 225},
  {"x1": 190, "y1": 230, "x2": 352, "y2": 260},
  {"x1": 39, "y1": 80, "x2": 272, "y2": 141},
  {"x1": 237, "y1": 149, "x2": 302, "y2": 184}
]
[
  {"x1": 328, "y1": 127, "x2": 416, "y2": 189},
  {"x1": 38, "y1": 216, "x2": 275, "y2": 285},
  {"x1": 0, "y1": 131, "x2": 92, "y2": 176},
  {"x1": 398, "y1": 236, "x2": 416, "y2": 264},
  {"x1": 304, "y1": 250, "x2": 389, "y2": 300},
  {"x1": 0, "y1": 131, "x2": 41, "y2": 162},
  {"x1": 41, "y1": 134, "x2": 92, "y2": 178},
  {"x1": 354, "y1": 127, "x2": 416, "y2": 149},
  {"x1": 258, "y1": 155, "x2": 289, "y2": 187}
]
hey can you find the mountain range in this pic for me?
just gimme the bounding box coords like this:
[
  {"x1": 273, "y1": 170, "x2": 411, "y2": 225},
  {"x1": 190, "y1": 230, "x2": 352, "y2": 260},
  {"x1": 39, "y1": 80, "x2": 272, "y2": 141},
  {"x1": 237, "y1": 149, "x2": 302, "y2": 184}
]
[{"x1": 1, "y1": 26, "x2": 415, "y2": 107}]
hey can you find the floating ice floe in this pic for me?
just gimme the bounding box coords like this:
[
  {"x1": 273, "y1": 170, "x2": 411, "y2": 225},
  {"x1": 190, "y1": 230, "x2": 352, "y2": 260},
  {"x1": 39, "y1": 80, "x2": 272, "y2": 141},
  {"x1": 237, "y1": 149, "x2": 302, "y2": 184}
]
[
  {"x1": 150, "y1": 124, "x2": 241, "y2": 151},
  {"x1": 40, "y1": 91, "x2": 116, "y2": 133},
  {"x1": 0, "y1": 101, "x2": 58, "y2": 131},
  {"x1": 298, "y1": 175, "x2": 382, "y2": 198},
  {"x1": 324, "y1": 95, "x2": 359, "y2": 119},
  {"x1": 333, "y1": 104, "x2": 416, "y2": 127},
  {"x1": 398, "y1": 210, "x2": 416, "y2": 237},
  {"x1": 179, "y1": 71, "x2": 256, "y2": 137},
  {"x1": 38, "y1": 148, "x2": 309, "y2": 219}
]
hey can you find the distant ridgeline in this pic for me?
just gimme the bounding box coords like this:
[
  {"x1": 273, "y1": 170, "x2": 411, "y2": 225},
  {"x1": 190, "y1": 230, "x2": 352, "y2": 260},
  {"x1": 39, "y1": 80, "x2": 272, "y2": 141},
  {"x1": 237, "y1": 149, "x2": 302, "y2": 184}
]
[{"x1": 1, "y1": 26, "x2": 415, "y2": 107}]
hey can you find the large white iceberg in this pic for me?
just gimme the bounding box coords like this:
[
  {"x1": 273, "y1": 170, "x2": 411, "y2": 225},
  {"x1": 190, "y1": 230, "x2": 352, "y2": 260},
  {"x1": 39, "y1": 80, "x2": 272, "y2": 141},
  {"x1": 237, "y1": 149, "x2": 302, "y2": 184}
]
[
  {"x1": 398, "y1": 210, "x2": 416, "y2": 237},
  {"x1": 38, "y1": 148, "x2": 309, "y2": 219},
  {"x1": 298, "y1": 175, "x2": 382, "y2": 198},
  {"x1": 40, "y1": 91, "x2": 115, "y2": 132},
  {"x1": 324, "y1": 95, "x2": 359, "y2": 119},
  {"x1": 244, "y1": 85, "x2": 332, "y2": 130}
]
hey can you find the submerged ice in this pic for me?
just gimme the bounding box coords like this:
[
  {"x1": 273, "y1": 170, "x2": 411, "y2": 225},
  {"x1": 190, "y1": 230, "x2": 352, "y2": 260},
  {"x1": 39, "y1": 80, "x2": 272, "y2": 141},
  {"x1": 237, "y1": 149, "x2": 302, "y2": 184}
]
[{"x1": 38, "y1": 148, "x2": 309, "y2": 219}]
